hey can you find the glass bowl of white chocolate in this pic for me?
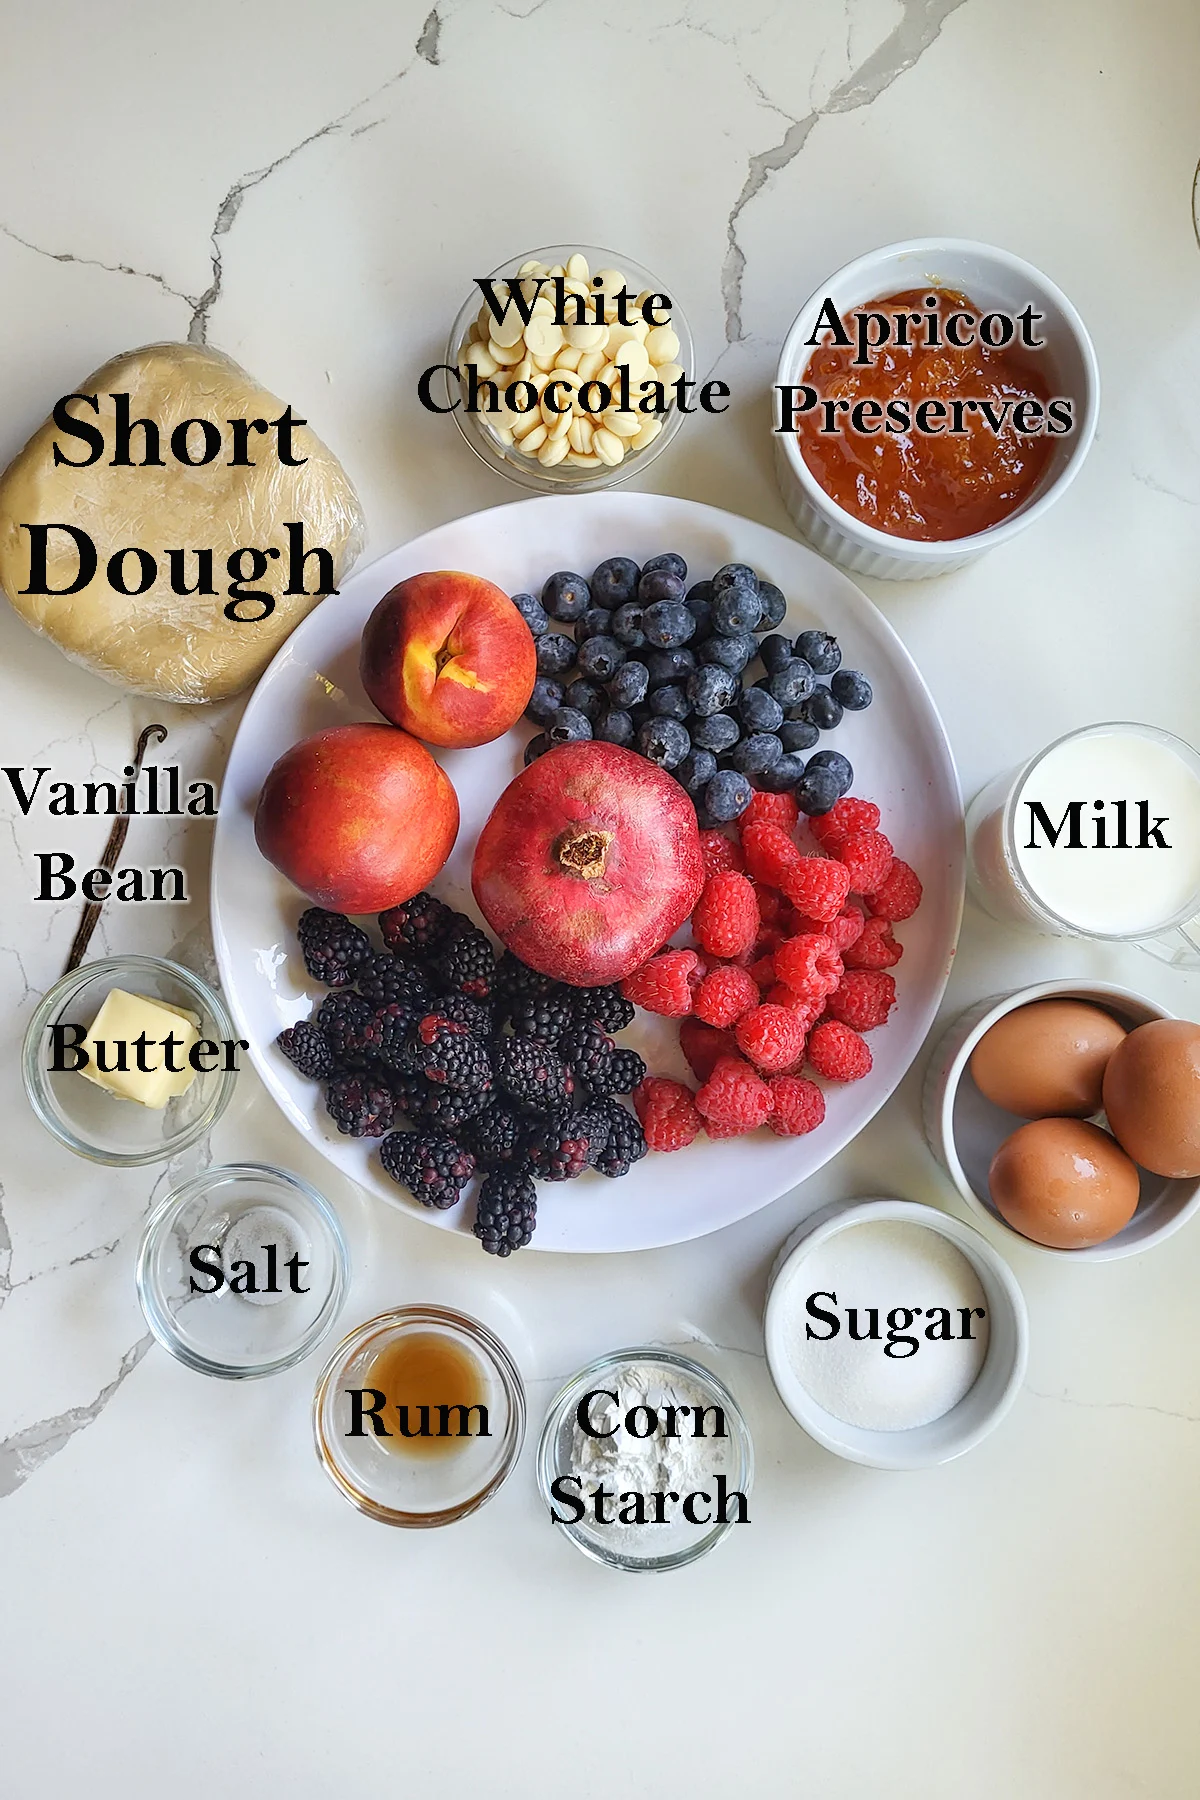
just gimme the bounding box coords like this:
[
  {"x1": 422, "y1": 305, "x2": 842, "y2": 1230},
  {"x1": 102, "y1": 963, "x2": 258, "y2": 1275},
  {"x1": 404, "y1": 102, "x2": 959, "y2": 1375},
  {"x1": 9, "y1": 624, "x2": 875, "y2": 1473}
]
[
  {"x1": 22, "y1": 954, "x2": 239, "y2": 1166},
  {"x1": 446, "y1": 245, "x2": 693, "y2": 492}
]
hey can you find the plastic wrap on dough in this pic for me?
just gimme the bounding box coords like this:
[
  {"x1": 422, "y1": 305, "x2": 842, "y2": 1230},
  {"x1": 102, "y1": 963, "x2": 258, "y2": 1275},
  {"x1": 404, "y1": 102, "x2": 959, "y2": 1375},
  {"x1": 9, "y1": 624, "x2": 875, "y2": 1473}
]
[{"x1": 0, "y1": 342, "x2": 365, "y2": 704}]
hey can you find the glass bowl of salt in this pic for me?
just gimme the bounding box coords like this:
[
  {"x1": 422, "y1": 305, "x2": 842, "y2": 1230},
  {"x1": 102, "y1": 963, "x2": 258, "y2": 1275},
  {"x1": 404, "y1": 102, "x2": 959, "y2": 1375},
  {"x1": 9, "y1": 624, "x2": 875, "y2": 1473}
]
[{"x1": 763, "y1": 1197, "x2": 1027, "y2": 1470}]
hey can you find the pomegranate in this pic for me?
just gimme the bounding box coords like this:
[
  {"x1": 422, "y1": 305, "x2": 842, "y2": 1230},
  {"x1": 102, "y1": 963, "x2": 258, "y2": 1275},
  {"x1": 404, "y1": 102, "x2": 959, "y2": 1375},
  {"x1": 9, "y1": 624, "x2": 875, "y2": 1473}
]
[{"x1": 471, "y1": 741, "x2": 703, "y2": 985}]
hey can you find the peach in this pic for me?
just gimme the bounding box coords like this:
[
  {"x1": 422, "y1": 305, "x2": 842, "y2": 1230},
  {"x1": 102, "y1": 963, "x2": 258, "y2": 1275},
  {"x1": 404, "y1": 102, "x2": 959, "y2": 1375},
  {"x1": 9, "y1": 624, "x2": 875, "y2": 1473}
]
[
  {"x1": 360, "y1": 570, "x2": 537, "y2": 749},
  {"x1": 254, "y1": 722, "x2": 458, "y2": 913}
]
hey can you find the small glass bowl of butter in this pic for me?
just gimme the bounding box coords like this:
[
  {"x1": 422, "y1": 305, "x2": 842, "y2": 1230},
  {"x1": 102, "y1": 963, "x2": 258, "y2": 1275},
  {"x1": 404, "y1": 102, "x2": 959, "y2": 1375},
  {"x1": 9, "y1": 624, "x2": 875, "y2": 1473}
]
[{"x1": 22, "y1": 954, "x2": 239, "y2": 1165}]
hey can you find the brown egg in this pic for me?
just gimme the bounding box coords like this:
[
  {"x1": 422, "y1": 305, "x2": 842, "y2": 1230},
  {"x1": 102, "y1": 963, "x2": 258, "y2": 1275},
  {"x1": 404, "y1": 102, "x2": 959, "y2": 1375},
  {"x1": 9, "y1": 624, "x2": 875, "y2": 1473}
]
[
  {"x1": 970, "y1": 999, "x2": 1127, "y2": 1118},
  {"x1": 988, "y1": 1117, "x2": 1141, "y2": 1249},
  {"x1": 1102, "y1": 1019, "x2": 1200, "y2": 1178}
]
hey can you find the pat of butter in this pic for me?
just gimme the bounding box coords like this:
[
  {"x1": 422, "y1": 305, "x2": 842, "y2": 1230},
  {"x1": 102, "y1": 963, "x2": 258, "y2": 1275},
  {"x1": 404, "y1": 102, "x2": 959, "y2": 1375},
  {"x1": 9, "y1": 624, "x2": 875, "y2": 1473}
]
[{"x1": 79, "y1": 988, "x2": 202, "y2": 1108}]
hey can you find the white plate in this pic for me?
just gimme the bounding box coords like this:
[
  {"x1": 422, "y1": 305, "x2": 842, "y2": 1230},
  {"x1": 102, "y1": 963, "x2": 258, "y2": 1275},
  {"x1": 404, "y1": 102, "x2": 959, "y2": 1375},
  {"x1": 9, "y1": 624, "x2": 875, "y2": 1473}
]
[{"x1": 212, "y1": 493, "x2": 963, "y2": 1253}]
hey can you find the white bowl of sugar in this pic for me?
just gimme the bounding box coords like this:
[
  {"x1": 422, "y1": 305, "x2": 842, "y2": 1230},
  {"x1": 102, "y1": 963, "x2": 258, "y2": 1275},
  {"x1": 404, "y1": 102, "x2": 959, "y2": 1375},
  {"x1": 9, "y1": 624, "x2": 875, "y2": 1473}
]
[{"x1": 764, "y1": 1197, "x2": 1028, "y2": 1470}]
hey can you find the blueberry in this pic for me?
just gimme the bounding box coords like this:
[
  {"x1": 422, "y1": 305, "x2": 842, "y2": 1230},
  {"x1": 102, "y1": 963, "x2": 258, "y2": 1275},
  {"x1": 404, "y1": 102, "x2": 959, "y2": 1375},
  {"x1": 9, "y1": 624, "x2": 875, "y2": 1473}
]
[
  {"x1": 806, "y1": 749, "x2": 854, "y2": 795},
  {"x1": 767, "y1": 658, "x2": 815, "y2": 710},
  {"x1": 642, "y1": 552, "x2": 688, "y2": 582},
  {"x1": 637, "y1": 716, "x2": 691, "y2": 770},
  {"x1": 739, "y1": 687, "x2": 784, "y2": 733},
  {"x1": 676, "y1": 748, "x2": 717, "y2": 795},
  {"x1": 611, "y1": 603, "x2": 646, "y2": 648},
  {"x1": 638, "y1": 568, "x2": 686, "y2": 606},
  {"x1": 576, "y1": 606, "x2": 614, "y2": 642},
  {"x1": 687, "y1": 598, "x2": 713, "y2": 641},
  {"x1": 607, "y1": 660, "x2": 649, "y2": 709},
  {"x1": 690, "y1": 711, "x2": 741, "y2": 754},
  {"x1": 590, "y1": 556, "x2": 640, "y2": 608},
  {"x1": 541, "y1": 571, "x2": 591, "y2": 622},
  {"x1": 704, "y1": 769, "x2": 754, "y2": 822},
  {"x1": 757, "y1": 582, "x2": 787, "y2": 630},
  {"x1": 511, "y1": 591, "x2": 548, "y2": 637},
  {"x1": 711, "y1": 563, "x2": 760, "y2": 597},
  {"x1": 758, "y1": 752, "x2": 809, "y2": 792},
  {"x1": 699, "y1": 632, "x2": 755, "y2": 673},
  {"x1": 524, "y1": 732, "x2": 551, "y2": 765},
  {"x1": 794, "y1": 630, "x2": 842, "y2": 676},
  {"x1": 536, "y1": 632, "x2": 576, "y2": 677},
  {"x1": 686, "y1": 578, "x2": 714, "y2": 618},
  {"x1": 564, "y1": 679, "x2": 603, "y2": 722},
  {"x1": 596, "y1": 708, "x2": 635, "y2": 747},
  {"x1": 800, "y1": 685, "x2": 844, "y2": 731},
  {"x1": 779, "y1": 719, "x2": 820, "y2": 754},
  {"x1": 730, "y1": 732, "x2": 783, "y2": 775},
  {"x1": 548, "y1": 706, "x2": 593, "y2": 744},
  {"x1": 759, "y1": 633, "x2": 795, "y2": 675},
  {"x1": 577, "y1": 635, "x2": 626, "y2": 683},
  {"x1": 687, "y1": 664, "x2": 737, "y2": 717},
  {"x1": 712, "y1": 585, "x2": 764, "y2": 636},
  {"x1": 646, "y1": 647, "x2": 695, "y2": 687},
  {"x1": 831, "y1": 669, "x2": 873, "y2": 711},
  {"x1": 642, "y1": 601, "x2": 695, "y2": 648},
  {"x1": 649, "y1": 683, "x2": 691, "y2": 721},
  {"x1": 527, "y1": 676, "x2": 564, "y2": 725},
  {"x1": 795, "y1": 765, "x2": 842, "y2": 816}
]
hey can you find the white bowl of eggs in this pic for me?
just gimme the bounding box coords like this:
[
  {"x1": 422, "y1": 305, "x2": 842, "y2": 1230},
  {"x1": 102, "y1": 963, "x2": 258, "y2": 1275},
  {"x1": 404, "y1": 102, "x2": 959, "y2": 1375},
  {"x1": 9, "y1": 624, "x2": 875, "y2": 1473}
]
[{"x1": 923, "y1": 980, "x2": 1200, "y2": 1261}]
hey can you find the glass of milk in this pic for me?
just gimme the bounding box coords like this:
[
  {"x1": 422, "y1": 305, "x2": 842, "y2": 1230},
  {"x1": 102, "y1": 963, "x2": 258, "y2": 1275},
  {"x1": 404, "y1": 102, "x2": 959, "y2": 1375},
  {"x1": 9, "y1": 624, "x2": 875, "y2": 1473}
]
[{"x1": 965, "y1": 722, "x2": 1200, "y2": 967}]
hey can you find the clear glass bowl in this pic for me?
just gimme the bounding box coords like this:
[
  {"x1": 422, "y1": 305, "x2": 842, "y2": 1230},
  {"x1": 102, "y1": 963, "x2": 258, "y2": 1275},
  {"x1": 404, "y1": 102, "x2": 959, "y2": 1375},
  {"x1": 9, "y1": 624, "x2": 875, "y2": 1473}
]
[
  {"x1": 137, "y1": 1162, "x2": 350, "y2": 1378},
  {"x1": 22, "y1": 955, "x2": 238, "y2": 1166},
  {"x1": 445, "y1": 243, "x2": 693, "y2": 494},
  {"x1": 313, "y1": 1305, "x2": 526, "y2": 1527},
  {"x1": 536, "y1": 1347, "x2": 754, "y2": 1573}
]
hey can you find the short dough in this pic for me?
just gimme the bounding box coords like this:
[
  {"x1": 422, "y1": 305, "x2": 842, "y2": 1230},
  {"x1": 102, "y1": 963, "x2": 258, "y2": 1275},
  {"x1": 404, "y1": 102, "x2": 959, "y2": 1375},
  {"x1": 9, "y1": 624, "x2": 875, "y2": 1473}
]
[{"x1": 0, "y1": 342, "x2": 365, "y2": 703}]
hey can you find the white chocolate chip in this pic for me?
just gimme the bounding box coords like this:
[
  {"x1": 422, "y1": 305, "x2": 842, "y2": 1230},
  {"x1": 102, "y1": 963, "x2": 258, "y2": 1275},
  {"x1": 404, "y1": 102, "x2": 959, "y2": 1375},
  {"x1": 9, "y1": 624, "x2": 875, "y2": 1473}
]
[
  {"x1": 566, "y1": 252, "x2": 590, "y2": 282},
  {"x1": 489, "y1": 338, "x2": 524, "y2": 366},
  {"x1": 575, "y1": 347, "x2": 608, "y2": 380},
  {"x1": 566, "y1": 451, "x2": 603, "y2": 467},
  {"x1": 565, "y1": 321, "x2": 608, "y2": 352},
  {"x1": 524, "y1": 317, "x2": 565, "y2": 360},
  {"x1": 646, "y1": 324, "x2": 680, "y2": 365},
  {"x1": 554, "y1": 345, "x2": 584, "y2": 371},
  {"x1": 490, "y1": 307, "x2": 526, "y2": 348},
  {"x1": 602, "y1": 409, "x2": 641, "y2": 439},
  {"x1": 537, "y1": 434, "x2": 570, "y2": 466},
  {"x1": 630, "y1": 416, "x2": 664, "y2": 451},
  {"x1": 568, "y1": 416, "x2": 595, "y2": 454},
  {"x1": 592, "y1": 427, "x2": 625, "y2": 465},
  {"x1": 517, "y1": 259, "x2": 542, "y2": 276},
  {"x1": 511, "y1": 407, "x2": 544, "y2": 441},
  {"x1": 593, "y1": 267, "x2": 626, "y2": 294},
  {"x1": 614, "y1": 338, "x2": 651, "y2": 381},
  {"x1": 651, "y1": 361, "x2": 683, "y2": 390},
  {"x1": 516, "y1": 422, "x2": 549, "y2": 455},
  {"x1": 463, "y1": 342, "x2": 499, "y2": 377},
  {"x1": 546, "y1": 264, "x2": 566, "y2": 279}
]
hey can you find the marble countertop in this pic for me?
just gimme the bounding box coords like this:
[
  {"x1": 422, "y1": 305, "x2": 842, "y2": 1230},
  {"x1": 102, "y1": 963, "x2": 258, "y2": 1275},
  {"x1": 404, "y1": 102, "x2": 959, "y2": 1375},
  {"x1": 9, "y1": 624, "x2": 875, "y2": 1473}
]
[{"x1": 2, "y1": 2, "x2": 1200, "y2": 1795}]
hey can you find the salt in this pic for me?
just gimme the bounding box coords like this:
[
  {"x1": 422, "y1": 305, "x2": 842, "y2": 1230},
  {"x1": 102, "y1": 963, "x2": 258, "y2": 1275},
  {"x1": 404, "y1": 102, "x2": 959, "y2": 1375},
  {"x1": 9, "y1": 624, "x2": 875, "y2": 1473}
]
[
  {"x1": 784, "y1": 1221, "x2": 989, "y2": 1431},
  {"x1": 220, "y1": 1205, "x2": 310, "y2": 1308}
]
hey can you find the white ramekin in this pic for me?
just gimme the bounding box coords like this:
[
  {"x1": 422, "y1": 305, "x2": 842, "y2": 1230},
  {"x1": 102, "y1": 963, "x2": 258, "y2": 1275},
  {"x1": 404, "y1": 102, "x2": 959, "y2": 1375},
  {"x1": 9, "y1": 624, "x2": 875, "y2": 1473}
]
[
  {"x1": 764, "y1": 1197, "x2": 1028, "y2": 1471},
  {"x1": 922, "y1": 980, "x2": 1200, "y2": 1262},
  {"x1": 773, "y1": 238, "x2": 1100, "y2": 580}
]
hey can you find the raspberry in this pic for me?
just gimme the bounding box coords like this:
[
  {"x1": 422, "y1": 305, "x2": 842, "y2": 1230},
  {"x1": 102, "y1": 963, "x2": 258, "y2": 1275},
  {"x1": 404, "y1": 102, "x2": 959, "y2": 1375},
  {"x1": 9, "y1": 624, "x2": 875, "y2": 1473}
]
[
  {"x1": 734, "y1": 1004, "x2": 807, "y2": 1073},
  {"x1": 774, "y1": 933, "x2": 843, "y2": 1004},
  {"x1": 768, "y1": 1075, "x2": 826, "y2": 1136},
  {"x1": 693, "y1": 962, "x2": 759, "y2": 1027},
  {"x1": 826, "y1": 970, "x2": 897, "y2": 1031},
  {"x1": 742, "y1": 790, "x2": 799, "y2": 833},
  {"x1": 807, "y1": 1020, "x2": 873, "y2": 1081},
  {"x1": 867, "y1": 858, "x2": 923, "y2": 920},
  {"x1": 753, "y1": 883, "x2": 787, "y2": 929},
  {"x1": 741, "y1": 821, "x2": 802, "y2": 888},
  {"x1": 692, "y1": 870, "x2": 759, "y2": 959},
  {"x1": 748, "y1": 952, "x2": 776, "y2": 991},
  {"x1": 842, "y1": 916, "x2": 903, "y2": 970},
  {"x1": 699, "y1": 829, "x2": 745, "y2": 880},
  {"x1": 837, "y1": 829, "x2": 894, "y2": 895},
  {"x1": 633, "y1": 1076, "x2": 703, "y2": 1152},
  {"x1": 621, "y1": 949, "x2": 700, "y2": 1017},
  {"x1": 695, "y1": 1055, "x2": 773, "y2": 1131},
  {"x1": 810, "y1": 796, "x2": 881, "y2": 853},
  {"x1": 779, "y1": 856, "x2": 852, "y2": 922},
  {"x1": 679, "y1": 1017, "x2": 737, "y2": 1083},
  {"x1": 703, "y1": 1115, "x2": 758, "y2": 1139}
]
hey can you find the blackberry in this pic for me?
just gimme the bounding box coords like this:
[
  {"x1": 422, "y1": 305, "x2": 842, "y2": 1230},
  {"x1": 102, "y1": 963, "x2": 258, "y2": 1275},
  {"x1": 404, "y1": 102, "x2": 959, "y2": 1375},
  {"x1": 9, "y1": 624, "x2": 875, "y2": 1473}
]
[
  {"x1": 416, "y1": 1084, "x2": 493, "y2": 1132},
  {"x1": 380, "y1": 1130, "x2": 475, "y2": 1210},
  {"x1": 408, "y1": 1015, "x2": 493, "y2": 1093},
  {"x1": 374, "y1": 1002, "x2": 417, "y2": 1072},
  {"x1": 317, "y1": 991, "x2": 379, "y2": 1068},
  {"x1": 378, "y1": 891, "x2": 455, "y2": 958},
  {"x1": 461, "y1": 1102, "x2": 532, "y2": 1170},
  {"x1": 509, "y1": 991, "x2": 575, "y2": 1042},
  {"x1": 494, "y1": 950, "x2": 553, "y2": 1013},
  {"x1": 588, "y1": 1047, "x2": 646, "y2": 1098},
  {"x1": 434, "y1": 922, "x2": 496, "y2": 999},
  {"x1": 526, "y1": 1106, "x2": 610, "y2": 1180},
  {"x1": 474, "y1": 1169, "x2": 538, "y2": 1256},
  {"x1": 357, "y1": 951, "x2": 432, "y2": 1012},
  {"x1": 494, "y1": 1037, "x2": 575, "y2": 1112},
  {"x1": 297, "y1": 908, "x2": 370, "y2": 987},
  {"x1": 559, "y1": 1022, "x2": 616, "y2": 1086},
  {"x1": 435, "y1": 992, "x2": 494, "y2": 1038},
  {"x1": 276, "y1": 1020, "x2": 333, "y2": 1080},
  {"x1": 387, "y1": 1071, "x2": 430, "y2": 1117},
  {"x1": 324, "y1": 1074, "x2": 395, "y2": 1137},
  {"x1": 571, "y1": 985, "x2": 635, "y2": 1034},
  {"x1": 592, "y1": 1098, "x2": 648, "y2": 1178}
]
